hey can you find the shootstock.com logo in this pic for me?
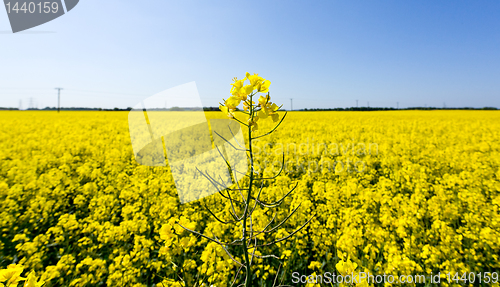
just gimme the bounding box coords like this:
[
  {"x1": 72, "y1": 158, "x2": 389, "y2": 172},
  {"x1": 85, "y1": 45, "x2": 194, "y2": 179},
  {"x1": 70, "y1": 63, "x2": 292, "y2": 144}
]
[
  {"x1": 128, "y1": 82, "x2": 249, "y2": 204},
  {"x1": 3, "y1": 0, "x2": 79, "y2": 33}
]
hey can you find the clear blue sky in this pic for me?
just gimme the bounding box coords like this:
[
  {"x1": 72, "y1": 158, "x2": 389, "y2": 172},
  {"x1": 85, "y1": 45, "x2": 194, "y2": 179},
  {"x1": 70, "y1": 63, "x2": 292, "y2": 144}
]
[{"x1": 1, "y1": 0, "x2": 499, "y2": 109}]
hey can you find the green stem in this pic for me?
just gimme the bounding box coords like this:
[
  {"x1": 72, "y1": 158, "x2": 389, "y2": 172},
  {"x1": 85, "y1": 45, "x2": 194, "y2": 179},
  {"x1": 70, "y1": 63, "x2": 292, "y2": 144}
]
[{"x1": 242, "y1": 94, "x2": 254, "y2": 287}]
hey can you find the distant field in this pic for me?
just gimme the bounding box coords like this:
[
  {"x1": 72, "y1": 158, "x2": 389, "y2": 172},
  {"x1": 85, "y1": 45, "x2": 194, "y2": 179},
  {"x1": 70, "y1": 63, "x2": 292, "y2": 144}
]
[{"x1": 1, "y1": 111, "x2": 499, "y2": 286}]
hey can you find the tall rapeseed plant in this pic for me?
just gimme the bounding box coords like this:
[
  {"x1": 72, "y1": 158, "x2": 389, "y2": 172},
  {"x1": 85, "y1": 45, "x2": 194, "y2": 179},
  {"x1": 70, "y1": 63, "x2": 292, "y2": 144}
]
[{"x1": 177, "y1": 73, "x2": 314, "y2": 287}]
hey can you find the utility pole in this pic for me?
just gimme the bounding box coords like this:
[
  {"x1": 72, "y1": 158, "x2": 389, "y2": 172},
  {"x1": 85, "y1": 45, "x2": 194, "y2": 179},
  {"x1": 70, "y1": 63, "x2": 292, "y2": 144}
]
[
  {"x1": 368, "y1": 101, "x2": 370, "y2": 108},
  {"x1": 290, "y1": 98, "x2": 293, "y2": 111},
  {"x1": 356, "y1": 100, "x2": 358, "y2": 108},
  {"x1": 55, "y1": 88, "x2": 63, "y2": 113},
  {"x1": 29, "y1": 98, "x2": 34, "y2": 110}
]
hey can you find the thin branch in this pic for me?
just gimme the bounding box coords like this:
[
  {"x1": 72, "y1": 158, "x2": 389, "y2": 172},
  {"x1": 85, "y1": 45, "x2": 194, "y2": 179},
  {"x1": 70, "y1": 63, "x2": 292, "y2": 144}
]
[
  {"x1": 252, "y1": 112, "x2": 288, "y2": 140},
  {"x1": 233, "y1": 167, "x2": 251, "y2": 178},
  {"x1": 233, "y1": 169, "x2": 247, "y2": 204},
  {"x1": 227, "y1": 187, "x2": 250, "y2": 191},
  {"x1": 251, "y1": 213, "x2": 277, "y2": 238},
  {"x1": 225, "y1": 189, "x2": 243, "y2": 221},
  {"x1": 217, "y1": 188, "x2": 244, "y2": 205},
  {"x1": 196, "y1": 167, "x2": 226, "y2": 190},
  {"x1": 227, "y1": 124, "x2": 246, "y2": 150},
  {"x1": 248, "y1": 211, "x2": 254, "y2": 245},
  {"x1": 252, "y1": 182, "x2": 298, "y2": 208},
  {"x1": 235, "y1": 109, "x2": 251, "y2": 115},
  {"x1": 177, "y1": 222, "x2": 242, "y2": 246},
  {"x1": 248, "y1": 180, "x2": 266, "y2": 216},
  {"x1": 211, "y1": 231, "x2": 244, "y2": 267},
  {"x1": 201, "y1": 171, "x2": 245, "y2": 208},
  {"x1": 228, "y1": 237, "x2": 244, "y2": 246},
  {"x1": 231, "y1": 265, "x2": 244, "y2": 287},
  {"x1": 199, "y1": 169, "x2": 246, "y2": 209},
  {"x1": 204, "y1": 203, "x2": 240, "y2": 224},
  {"x1": 253, "y1": 153, "x2": 285, "y2": 180},
  {"x1": 211, "y1": 146, "x2": 251, "y2": 187},
  {"x1": 198, "y1": 168, "x2": 245, "y2": 204},
  {"x1": 214, "y1": 141, "x2": 231, "y2": 165},
  {"x1": 231, "y1": 115, "x2": 249, "y2": 127},
  {"x1": 253, "y1": 179, "x2": 266, "y2": 204},
  {"x1": 252, "y1": 254, "x2": 280, "y2": 260},
  {"x1": 218, "y1": 174, "x2": 244, "y2": 220},
  {"x1": 249, "y1": 236, "x2": 257, "y2": 266},
  {"x1": 252, "y1": 203, "x2": 303, "y2": 238},
  {"x1": 272, "y1": 263, "x2": 283, "y2": 287},
  {"x1": 214, "y1": 130, "x2": 249, "y2": 152},
  {"x1": 251, "y1": 214, "x2": 316, "y2": 248}
]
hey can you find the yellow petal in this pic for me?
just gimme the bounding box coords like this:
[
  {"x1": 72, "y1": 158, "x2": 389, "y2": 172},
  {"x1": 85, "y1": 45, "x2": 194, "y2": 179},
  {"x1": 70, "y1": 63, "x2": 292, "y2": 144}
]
[
  {"x1": 230, "y1": 79, "x2": 245, "y2": 94},
  {"x1": 247, "y1": 74, "x2": 264, "y2": 87},
  {"x1": 225, "y1": 96, "x2": 241, "y2": 109},
  {"x1": 252, "y1": 122, "x2": 258, "y2": 131},
  {"x1": 219, "y1": 105, "x2": 228, "y2": 114},
  {"x1": 271, "y1": 113, "x2": 279, "y2": 122},
  {"x1": 258, "y1": 80, "x2": 271, "y2": 93},
  {"x1": 258, "y1": 95, "x2": 269, "y2": 106},
  {"x1": 258, "y1": 110, "x2": 268, "y2": 119},
  {"x1": 23, "y1": 272, "x2": 37, "y2": 287},
  {"x1": 270, "y1": 103, "x2": 279, "y2": 112},
  {"x1": 243, "y1": 85, "x2": 254, "y2": 96}
]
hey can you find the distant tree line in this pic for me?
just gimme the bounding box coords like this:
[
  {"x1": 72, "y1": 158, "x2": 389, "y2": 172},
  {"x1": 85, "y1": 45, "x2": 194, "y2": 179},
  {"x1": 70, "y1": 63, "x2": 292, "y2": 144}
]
[
  {"x1": 300, "y1": 106, "x2": 498, "y2": 111},
  {"x1": 0, "y1": 107, "x2": 135, "y2": 111},
  {"x1": 1, "y1": 106, "x2": 497, "y2": 111}
]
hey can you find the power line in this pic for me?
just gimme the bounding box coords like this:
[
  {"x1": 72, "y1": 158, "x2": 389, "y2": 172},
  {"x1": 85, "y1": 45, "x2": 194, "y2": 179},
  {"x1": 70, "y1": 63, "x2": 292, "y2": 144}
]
[
  {"x1": 0, "y1": 87, "x2": 53, "y2": 90},
  {"x1": 66, "y1": 89, "x2": 145, "y2": 97},
  {"x1": 0, "y1": 87, "x2": 146, "y2": 98}
]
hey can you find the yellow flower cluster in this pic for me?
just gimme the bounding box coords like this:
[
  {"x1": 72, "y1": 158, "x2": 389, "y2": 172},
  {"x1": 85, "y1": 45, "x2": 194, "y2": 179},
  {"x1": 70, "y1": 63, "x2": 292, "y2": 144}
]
[
  {"x1": 219, "y1": 73, "x2": 278, "y2": 131},
  {"x1": 1, "y1": 110, "x2": 499, "y2": 286},
  {"x1": 0, "y1": 263, "x2": 44, "y2": 286}
]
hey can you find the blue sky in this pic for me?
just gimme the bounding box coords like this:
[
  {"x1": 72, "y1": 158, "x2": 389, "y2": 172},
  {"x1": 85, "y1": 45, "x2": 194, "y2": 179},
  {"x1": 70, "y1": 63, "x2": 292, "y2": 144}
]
[{"x1": 1, "y1": 0, "x2": 499, "y2": 109}]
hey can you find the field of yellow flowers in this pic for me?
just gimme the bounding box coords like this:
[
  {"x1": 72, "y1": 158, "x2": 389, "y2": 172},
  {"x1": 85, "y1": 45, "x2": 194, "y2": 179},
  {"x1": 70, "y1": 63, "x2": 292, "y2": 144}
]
[{"x1": 1, "y1": 110, "x2": 499, "y2": 286}]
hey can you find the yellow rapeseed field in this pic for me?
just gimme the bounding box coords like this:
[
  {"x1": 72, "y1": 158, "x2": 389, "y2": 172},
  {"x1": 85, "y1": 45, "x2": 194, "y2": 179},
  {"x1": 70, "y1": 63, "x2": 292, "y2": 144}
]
[{"x1": 1, "y1": 110, "x2": 499, "y2": 286}]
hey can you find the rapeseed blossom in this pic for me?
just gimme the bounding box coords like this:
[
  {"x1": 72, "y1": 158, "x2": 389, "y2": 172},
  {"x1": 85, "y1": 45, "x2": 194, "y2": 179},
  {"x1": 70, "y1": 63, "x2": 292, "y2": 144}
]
[
  {"x1": 0, "y1": 264, "x2": 25, "y2": 285},
  {"x1": 0, "y1": 264, "x2": 44, "y2": 287},
  {"x1": 219, "y1": 73, "x2": 278, "y2": 129}
]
